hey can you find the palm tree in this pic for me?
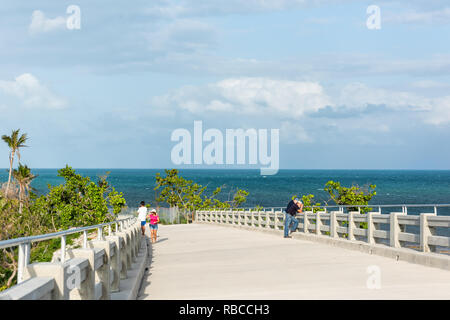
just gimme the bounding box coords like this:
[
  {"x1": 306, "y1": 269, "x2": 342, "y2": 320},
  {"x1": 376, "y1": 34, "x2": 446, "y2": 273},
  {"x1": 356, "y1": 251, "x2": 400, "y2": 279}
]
[
  {"x1": 1, "y1": 129, "x2": 28, "y2": 197},
  {"x1": 12, "y1": 164, "x2": 36, "y2": 214}
]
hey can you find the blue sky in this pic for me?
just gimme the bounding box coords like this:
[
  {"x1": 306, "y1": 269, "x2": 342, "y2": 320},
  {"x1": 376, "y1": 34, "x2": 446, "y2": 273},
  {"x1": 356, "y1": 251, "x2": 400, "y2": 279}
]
[{"x1": 1, "y1": 0, "x2": 450, "y2": 170}]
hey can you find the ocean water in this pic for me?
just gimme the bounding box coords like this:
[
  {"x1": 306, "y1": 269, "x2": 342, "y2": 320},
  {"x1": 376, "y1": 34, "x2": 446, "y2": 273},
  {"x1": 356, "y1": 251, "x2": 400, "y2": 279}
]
[{"x1": 1, "y1": 169, "x2": 450, "y2": 216}]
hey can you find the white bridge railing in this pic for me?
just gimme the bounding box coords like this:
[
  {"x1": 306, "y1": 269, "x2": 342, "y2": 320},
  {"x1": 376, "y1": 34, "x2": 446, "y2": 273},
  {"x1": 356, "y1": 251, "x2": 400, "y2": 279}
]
[
  {"x1": 0, "y1": 216, "x2": 145, "y2": 300},
  {"x1": 196, "y1": 205, "x2": 450, "y2": 254}
]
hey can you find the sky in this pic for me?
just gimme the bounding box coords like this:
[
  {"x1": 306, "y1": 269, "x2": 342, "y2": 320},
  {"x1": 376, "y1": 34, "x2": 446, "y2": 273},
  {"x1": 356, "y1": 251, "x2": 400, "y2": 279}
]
[{"x1": 0, "y1": 0, "x2": 450, "y2": 170}]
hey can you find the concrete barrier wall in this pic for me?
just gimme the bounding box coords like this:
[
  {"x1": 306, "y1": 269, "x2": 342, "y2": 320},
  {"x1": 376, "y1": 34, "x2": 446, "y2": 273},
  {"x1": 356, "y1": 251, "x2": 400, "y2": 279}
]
[
  {"x1": 0, "y1": 221, "x2": 148, "y2": 300},
  {"x1": 196, "y1": 209, "x2": 450, "y2": 271}
]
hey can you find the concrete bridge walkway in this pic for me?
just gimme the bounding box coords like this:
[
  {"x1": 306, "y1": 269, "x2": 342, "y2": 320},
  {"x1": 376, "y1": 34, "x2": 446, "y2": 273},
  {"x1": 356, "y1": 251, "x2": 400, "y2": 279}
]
[{"x1": 138, "y1": 224, "x2": 450, "y2": 299}]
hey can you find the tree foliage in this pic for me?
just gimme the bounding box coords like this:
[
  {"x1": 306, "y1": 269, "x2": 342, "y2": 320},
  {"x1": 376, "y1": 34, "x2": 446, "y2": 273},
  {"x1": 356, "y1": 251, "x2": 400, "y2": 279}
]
[
  {"x1": 1, "y1": 165, "x2": 127, "y2": 290},
  {"x1": 31, "y1": 166, "x2": 126, "y2": 229},
  {"x1": 1, "y1": 129, "x2": 28, "y2": 198},
  {"x1": 154, "y1": 169, "x2": 249, "y2": 211},
  {"x1": 324, "y1": 180, "x2": 376, "y2": 213}
]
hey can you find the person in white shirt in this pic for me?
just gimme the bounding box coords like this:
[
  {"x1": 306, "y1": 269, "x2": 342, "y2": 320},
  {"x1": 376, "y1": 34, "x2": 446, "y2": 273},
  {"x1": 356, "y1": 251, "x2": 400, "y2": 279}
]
[{"x1": 137, "y1": 201, "x2": 148, "y2": 236}]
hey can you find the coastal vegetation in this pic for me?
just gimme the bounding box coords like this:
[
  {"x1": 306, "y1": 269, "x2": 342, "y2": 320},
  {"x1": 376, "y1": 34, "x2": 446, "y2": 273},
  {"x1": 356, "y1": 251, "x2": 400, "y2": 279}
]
[
  {"x1": 0, "y1": 129, "x2": 127, "y2": 291},
  {"x1": 154, "y1": 169, "x2": 250, "y2": 221},
  {"x1": 324, "y1": 180, "x2": 376, "y2": 213},
  {"x1": 293, "y1": 181, "x2": 376, "y2": 213}
]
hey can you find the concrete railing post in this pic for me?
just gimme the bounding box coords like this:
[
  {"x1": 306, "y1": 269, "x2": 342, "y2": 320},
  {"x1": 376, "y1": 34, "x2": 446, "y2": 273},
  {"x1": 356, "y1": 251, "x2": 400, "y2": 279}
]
[
  {"x1": 136, "y1": 223, "x2": 141, "y2": 254},
  {"x1": 420, "y1": 213, "x2": 436, "y2": 252},
  {"x1": 348, "y1": 212, "x2": 355, "y2": 241},
  {"x1": 115, "y1": 231, "x2": 131, "y2": 270},
  {"x1": 23, "y1": 263, "x2": 70, "y2": 300},
  {"x1": 64, "y1": 249, "x2": 96, "y2": 299},
  {"x1": 303, "y1": 212, "x2": 309, "y2": 233},
  {"x1": 390, "y1": 212, "x2": 405, "y2": 248},
  {"x1": 83, "y1": 230, "x2": 88, "y2": 249},
  {"x1": 244, "y1": 210, "x2": 248, "y2": 227},
  {"x1": 17, "y1": 242, "x2": 31, "y2": 284},
  {"x1": 258, "y1": 211, "x2": 262, "y2": 228},
  {"x1": 118, "y1": 236, "x2": 127, "y2": 279},
  {"x1": 104, "y1": 236, "x2": 121, "y2": 292},
  {"x1": 367, "y1": 212, "x2": 379, "y2": 244},
  {"x1": 88, "y1": 241, "x2": 111, "y2": 300},
  {"x1": 128, "y1": 227, "x2": 136, "y2": 264},
  {"x1": 274, "y1": 210, "x2": 278, "y2": 230},
  {"x1": 124, "y1": 224, "x2": 135, "y2": 263},
  {"x1": 249, "y1": 209, "x2": 255, "y2": 228},
  {"x1": 266, "y1": 210, "x2": 271, "y2": 229},
  {"x1": 130, "y1": 226, "x2": 137, "y2": 263},
  {"x1": 330, "y1": 211, "x2": 338, "y2": 238},
  {"x1": 315, "y1": 211, "x2": 322, "y2": 235},
  {"x1": 61, "y1": 235, "x2": 66, "y2": 264}
]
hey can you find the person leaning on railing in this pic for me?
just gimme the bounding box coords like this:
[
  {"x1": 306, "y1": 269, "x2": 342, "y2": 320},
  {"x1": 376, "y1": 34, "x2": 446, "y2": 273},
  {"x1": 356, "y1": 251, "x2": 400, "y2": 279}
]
[{"x1": 284, "y1": 198, "x2": 303, "y2": 238}]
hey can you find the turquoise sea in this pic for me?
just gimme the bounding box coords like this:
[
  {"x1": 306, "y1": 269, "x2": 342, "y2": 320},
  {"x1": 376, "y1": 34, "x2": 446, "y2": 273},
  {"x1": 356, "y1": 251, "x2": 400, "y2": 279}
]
[{"x1": 1, "y1": 169, "x2": 450, "y2": 216}]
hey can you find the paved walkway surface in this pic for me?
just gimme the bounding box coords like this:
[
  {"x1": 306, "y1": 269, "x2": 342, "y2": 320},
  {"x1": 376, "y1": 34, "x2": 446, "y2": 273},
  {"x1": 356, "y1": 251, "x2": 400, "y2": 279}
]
[{"x1": 138, "y1": 224, "x2": 450, "y2": 299}]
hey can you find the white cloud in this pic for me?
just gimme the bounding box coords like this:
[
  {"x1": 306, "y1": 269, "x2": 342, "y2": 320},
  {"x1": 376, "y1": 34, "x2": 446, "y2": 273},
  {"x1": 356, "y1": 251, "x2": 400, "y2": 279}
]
[
  {"x1": 148, "y1": 19, "x2": 216, "y2": 53},
  {"x1": 145, "y1": 0, "x2": 292, "y2": 18},
  {"x1": 151, "y1": 77, "x2": 333, "y2": 119},
  {"x1": 411, "y1": 80, "x2": 450, "y2": 89},
  {"x1": 145, "y1": 0, "x2": 355, "y2": 18},
  {"x1": 305, "y1": 17, "x2": 337, "y2": 24},
  {"x1": 385, "y1": 7, "x2": 450, "y2": 24},
  {"x1": 280, "y1": 121, "x2": 314, "y2": 143},
  {"x1": 425, "y1": 96, "x2": 450, "y2": 125},
  {"x1": 150, "y1": 77, "x2": 450, "y2": 128},
  {"x1": 29, "y1": 10, "x2": 66, "y2": 34},
  {"x1": 0, "y1": 73, "x2": 67, "y2": 109},
  {"x1": 337, "y1": 82, "x2": 432, "y2": 111}
]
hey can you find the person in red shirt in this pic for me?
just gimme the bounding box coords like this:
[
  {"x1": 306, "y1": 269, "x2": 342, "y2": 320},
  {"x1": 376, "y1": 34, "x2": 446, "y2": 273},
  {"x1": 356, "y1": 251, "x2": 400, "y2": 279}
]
[{"x1": 148, "y1": 209, "x2": 160, "y2": 243}]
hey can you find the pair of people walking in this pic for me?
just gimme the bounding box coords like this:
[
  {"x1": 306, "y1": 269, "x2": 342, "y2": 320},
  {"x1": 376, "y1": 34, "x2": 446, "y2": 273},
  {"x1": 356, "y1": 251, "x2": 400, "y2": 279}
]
[
  {"x1": 137, "y1": 201, "x2": 160, "y2": 243},
  {"x1": 284, "y1": 198, "x2": 303, "y2": 238}
]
